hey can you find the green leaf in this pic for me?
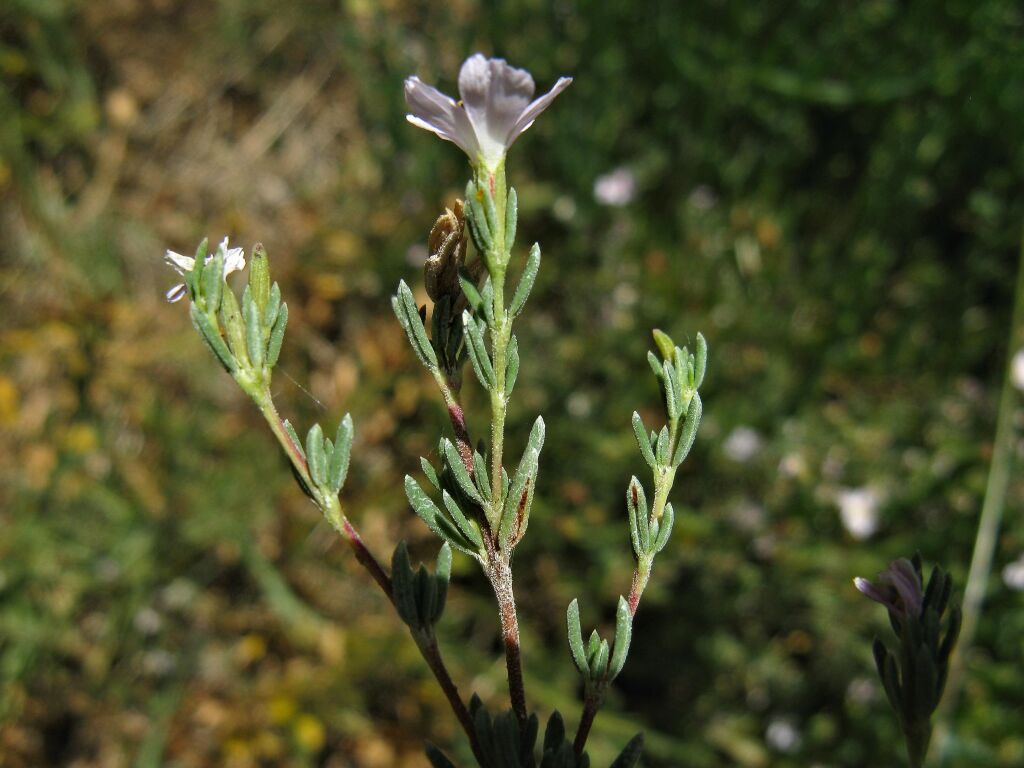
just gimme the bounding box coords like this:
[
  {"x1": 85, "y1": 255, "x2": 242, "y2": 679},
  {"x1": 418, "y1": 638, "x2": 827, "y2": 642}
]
[
  {"x1": 219, "y1": 284, "x2": 249, "y2": 366},
  {"x1": 443, "y1": 439, "x2": 484, "y2": 504},
  {"x1": 391, "y1": 541, "x2": 419, "y2": 627},
  {"x1": 500, "y1": 416, "x2": 545, "y2": 549},
  {"x1": 243, "y1": 289, "x2": 264, "y2": 369},
  {"x1": 480, "y1": 277, "x2": 495, "y2": 328},
  {"x1": 441, "y1": 490, "x2": 484, "y2": 551},
  {"x1": 420, "y1": 457, "x2": 440, "y2": 490},
  {"x1": 392, "y1": 280, "x2": 439, "y2": 371},
  {"x1": 652, "y1": 328, "x2": 675, "y2": 360},
  {"x1": 203, "y1": 246, "x2": 225, "y2": 314},
  {"x1": 655, "y1": 426, "x2": 670, "y2": 465},
  {"x1": 632, "y1": 412, "x2": 656, "y2": 468},
  {"x1": 283, "y1": 420, "x2": 304, "y2": 459},
  {"x1": 646, "y1": 350, "x2": 662, "y2": 379},
  {"x1": 328, "y1": 414, "x2": 354, "y2": 493},
  {"x1": 424, "y1": 743, "x2": 457, "y2": 768},
  {"x1": 607, "y1": 596, "x2": 632, "y2": 680},
  {"x1": 305, "y1": 424, "x2": 326, "y2": 487},
  {"x1": 662, "y1": 359, "x2": 681, "y2": 422},
  {"x1": 459, "y1": 270, "x2": 485, "y2": 314},
  {"x1": 586, "y1": 630, "x2": 601, "y2": 669},
  {"x1": 609, "y1": 734, "x2": 644, "y2": 768},
  {"x1": 505, "y1": 334, "x2": 520, "y2": 395},
  {"x1": 543, "y1": 711, "x2": 566, "y2": 753},
  {"x1": 249, "y1": 243, "x2": 271, "y2": 313},
  {"x1": 416, "y1": 566, "x2": 436, "y2": 628},
  {"x1": 653, "y1": 503, "x2": 674, "y2": 554},
  {"x1": 566, "y1": 599, "x2": 589, "y2": 676},
  {"x1": 673, "y1": 393, "x2": 702, "y2": 467},
  {"x1": 462, "y1": 311, "x2": 495, "y2": 389},
  {"x1": 189, "y1": 304, "x2": 235, "y2": 372},
  {"x1": 593, "y1": 638, "x2": 610, "y2": 678},
  {"x1": 694, "y1": 332, "x2": 708, "y2": 388},
  {"x1": 264, "y1": 281, "x2": 282, "y2": 330},
  {"x1": 432, "y1": 542, "x2": 452, "y2": 624},
  {"x1": 626, "y1": 477, "x2": 649, "y2": 556},
  {"x1": 510, "y1": 243, "x2": 541, "y2": 317},
  {"x1": 473, "y1": 450, "x2": 491, "y2": 501},
  {"x1": 465, "y1": 180, "x2": 494, "y2": 255},
  {"x1": 266, "y1": 302, "x2": 288, "y2": 368},
  {"x1": 504, "y1": 186, "x2": 518, "y2": 254}
]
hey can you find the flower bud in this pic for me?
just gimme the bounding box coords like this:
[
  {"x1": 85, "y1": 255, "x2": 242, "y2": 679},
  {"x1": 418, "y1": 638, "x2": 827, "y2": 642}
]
[{"x1": 424, "y1": 200, "x2": 468, "y2": 302}]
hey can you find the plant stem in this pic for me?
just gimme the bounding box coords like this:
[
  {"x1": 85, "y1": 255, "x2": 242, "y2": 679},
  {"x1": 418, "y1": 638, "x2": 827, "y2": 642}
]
[
  {"x1": 487, "y1": 552, "x2": 529, "y2": 726},
  {"x1": 254, "y1": 391, "x2": 482, "y2": 759},
  {"x1": 933, "y1": 229, "x2": 1024, "y2": 756},
  {"x1": 573, "y1": 690, "x2": 603, "y2": 757}
]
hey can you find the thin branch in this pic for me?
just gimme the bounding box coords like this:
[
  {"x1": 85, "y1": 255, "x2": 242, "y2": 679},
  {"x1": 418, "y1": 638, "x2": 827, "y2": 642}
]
[{"x1": 256, "y1": 393, "x2": 482, "y2": 760}]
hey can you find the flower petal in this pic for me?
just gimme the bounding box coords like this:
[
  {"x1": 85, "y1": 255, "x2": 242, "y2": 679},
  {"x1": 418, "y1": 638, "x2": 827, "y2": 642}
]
[
  {"x1": 165, "y1": 283, "x2": 188, "y2": 303},
  {"x1": 164, "y1": 250, "x2": 195, "y2": 275},
  {"x1": 507, "y1": 76, "x2": 572, "y2": 147},
  {"x1": 458, "y1": 54, "x2": 536, "y2": 167},
  {"x1": 405, "y1": 76, "x2": 480, "y2": 158},
  {"x1": 854, "y1": 577, "x2": 894, "y2": 609}
]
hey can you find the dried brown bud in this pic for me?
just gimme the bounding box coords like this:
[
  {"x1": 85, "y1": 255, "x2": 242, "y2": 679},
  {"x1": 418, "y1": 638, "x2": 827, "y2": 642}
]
[{"x1": 424, "y1": 200, "x2": 468, "y2": 302}]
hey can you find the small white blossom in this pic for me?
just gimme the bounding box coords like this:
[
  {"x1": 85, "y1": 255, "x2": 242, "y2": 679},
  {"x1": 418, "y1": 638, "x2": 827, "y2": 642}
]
[
  {"x1": 1011, "y1": 348, "x2": 1024, "y2": 391},
  {"x1": 1003, "y1": 554, "x2": 1024, "y2": 591},
  {"x1": 723, "y1": 426, "x2": 762, "y2": 463},
  {"x1": 837, "y1": 487, "x2": 881, "y2": 540},
  {"x1": 765, "y1": 718, "x2": 801, "y2": 753},
  {"x1": 405, "y1": 53, "x2": 572, "y2": 170},
  {"x1": 593, "y1": 167, "x2": 637, "y2": 206},
  {"x1": 164, "y1": 237, "x2": 245, "y2": 303}
]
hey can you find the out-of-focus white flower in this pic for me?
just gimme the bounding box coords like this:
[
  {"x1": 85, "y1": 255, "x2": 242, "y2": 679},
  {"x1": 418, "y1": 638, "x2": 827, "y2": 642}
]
[
  {"x1": 837, "y1": 487, "x2": 881, "y2": 540},
  {"x1": 765, "y1": 718, "x2": 801, "y2": 753},
  {"x1": 1002, "y1": 554, "x2": 1024, "y2": 591},
  {"x1": 1011, "y1": 348, "x2": 1024, "y2": 391},
  {"x1": 723, "y1": 426, "x2": 763, "y2": 463},
  {"x1": 164, "y1": 237, "x2": 245, "y2": 303},
  {"x1": 404, "y1": 53, "x2": 572, "y2": 170},
  {"x1": 593, "y1": 167, "x2": 637, "y2": 206}
]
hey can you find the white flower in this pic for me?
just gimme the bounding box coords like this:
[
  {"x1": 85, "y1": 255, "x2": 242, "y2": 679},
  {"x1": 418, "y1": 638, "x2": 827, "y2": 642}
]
[
  {"x1": 765, "y1": 718, "x2": 802, "y2": 753},
  {"x1": 164, "y1": 237, "x2": 245, "y2": 303},
  {"x1": 1011, "y1": 348, "x2": 1024, "y2": 391},
  {"x1": 1003, "y1": 554, "x2": 1024, "y2": 591},
  {"x1": 405, "y1": 53, "x2": 572, "y2": 170},
  {"x1": 723, "y1": 426, "x2": 763, "y2": 463},
  {"x1": 837, "y1": 487, "x2": 881, "y2": 540},
  {"x1": 593, "y1": 167, "x2": 637, "y2": 206}
]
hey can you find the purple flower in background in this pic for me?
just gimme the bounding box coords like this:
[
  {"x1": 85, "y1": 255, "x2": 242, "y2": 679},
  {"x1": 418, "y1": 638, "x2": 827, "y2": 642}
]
[
  {"x1": 854, "y1": 558, "x2": 924, "y2": 620},
  {"x1": 405, "y1": 53, "x2": 572, "y2": 170},
  {"x1": 165, "y1": 237, "x2": 245, "y2": 303}
]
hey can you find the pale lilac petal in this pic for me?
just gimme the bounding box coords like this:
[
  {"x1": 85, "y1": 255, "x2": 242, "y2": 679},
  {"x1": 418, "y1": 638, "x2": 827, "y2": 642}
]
[
  {"x1": 165, "y1": 283, "x2": 188, "y2": 303},
  {"x1": 507, "y1": 76, "x2": 572, "y2": 145},
  {"x1": 221, "y1": 247, "x2": 246, "y2": 275},
  {"x1": 459, "y1": 55, "x2": 534, "y2": 140},
  {"x1": 886, "y1": 560, "x2": 923, "y2": 617},
  {"x1": 164, "y1": 250, "x2": 195, "y2": 276},
  {"x1": 405, "y1": 76, "x2": 479, "y2": 158},
  {"x1": 854, "y1": 577, "x2": 894, "y2": 610}
]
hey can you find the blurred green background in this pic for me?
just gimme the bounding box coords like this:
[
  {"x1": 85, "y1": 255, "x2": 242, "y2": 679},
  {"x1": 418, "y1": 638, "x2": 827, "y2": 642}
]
[{"x1": 2, "y1": 1, "x2": 1023, "y2": 766}]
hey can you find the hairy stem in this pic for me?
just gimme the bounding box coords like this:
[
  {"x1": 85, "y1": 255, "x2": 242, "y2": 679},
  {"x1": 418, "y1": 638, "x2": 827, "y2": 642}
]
[
  {"x1": 255, "y1": 391, "x2": 482, "y2": 759},
  {"x1": 487, "y1": 553, "x2": 529, "y2": 726}
]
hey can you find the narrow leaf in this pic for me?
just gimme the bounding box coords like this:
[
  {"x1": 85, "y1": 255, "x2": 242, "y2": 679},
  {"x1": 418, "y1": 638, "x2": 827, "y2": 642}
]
[
  {"x1": 505, "y1": 334, "x2": 520, "y2": 395},
  {"x1": 510, "y1": 243, "x2": 541, "y2": 317},
  {"x1": 266, "y1": 302, "x2": 288, "y2": 368},
  {"x1": 443, "y1": 439, "x2": 484, "y2": 504},
  {"x1": 632, "y1": 411, "x2": 656, "y2": 468},
  {"x1": 500, "y1": 416, "x2": 545, "y2": 548},
  {"x1": 566, "y1": 600, "x2": 589, "y2": 676},
  {"x1": 243, "y1": 290, "x2": 264, "y2": 369},
  {"x1": 653, "y1": 502, "x2": 675, "y2": 554},
  {"x1": 504, "y1": 186, "x2": 518, "y2": 254},
  {"x1": 306, "y1": 424, "x2": 326, "y2": 487},
  {"x1": 673, "y1": 393, "x2": 702, "y2": 467},
  {"x1": 392, "y1": 280, "x2": 438, "y2": 370},
  {"x1": 608, "y1": 596, "x2": 632, "y2": 680},
  {"x1": 328, "y1": 414, "x2": 354, "y2": 493},
  {"x1": 189, "y1": 304, "x2": 235, "y2": 372},
  {"x1": 609, "y1": 734, "x2": 644, "y2": 768}
]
